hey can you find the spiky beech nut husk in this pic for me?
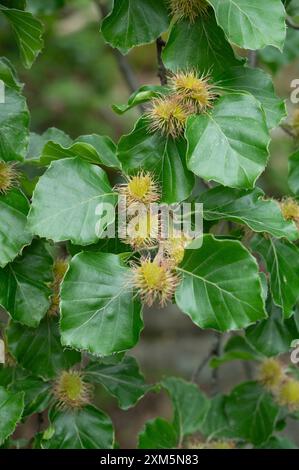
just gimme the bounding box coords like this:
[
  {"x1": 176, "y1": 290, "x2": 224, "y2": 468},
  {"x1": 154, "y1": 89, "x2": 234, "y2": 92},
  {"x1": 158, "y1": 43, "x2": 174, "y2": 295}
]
[
  {"x1": 125, "y1": 209, "x2": 160, "y2": 249},
  {"x1": 169, "y1": 0, "x2": 210, "y2": 23},
  {"x1": 147, "y1": 95, "x2": 192, "y2": 138},
  {"x1": 0, "y1": 162, "x2": 19, "y2": 194},
  {"x1": 116, "y1": 171, "x2": 160, "y2": 205},
  {"x1": 131, "y1": 258, "x2": 180, "y2": 307},
  {"x1": 258, "y1": 358, "x2": 284, "y2": 391},
  {"x1": 170, "y1": 70, "x2": 218, "y2": 112},
  {"x1": 279, "y1": 197, "x2": 299, "y2": 226},
  {"x1": 276, "y1": 378, "x2": 299, "y2": 411},
  {"x1": 48, "y1": 258, "x2": 69, "y2": 316},
  {"x1": 160, "y1": 231, "x2": 190, "y2": 267},
  {"x1": 53, "y1": 370, "x2": 93, "y2": 410}
]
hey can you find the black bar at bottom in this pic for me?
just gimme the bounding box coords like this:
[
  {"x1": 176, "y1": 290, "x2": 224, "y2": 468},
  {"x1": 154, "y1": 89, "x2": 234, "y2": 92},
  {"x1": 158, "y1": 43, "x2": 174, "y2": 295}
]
[{"x1": 0, "y1": 449, "x2": 298, "y2": 467}]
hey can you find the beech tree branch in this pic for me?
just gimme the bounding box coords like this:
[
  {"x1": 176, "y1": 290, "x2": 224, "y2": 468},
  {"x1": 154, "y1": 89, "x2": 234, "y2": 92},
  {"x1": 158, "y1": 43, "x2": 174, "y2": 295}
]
[
  {"x1": 95, "y1": 1, "x2": 145, "y2": 112},
  {"x1": 156, "y1": 37, "x2": 168, "y2": 85},
  {"x1": 248, "y1": 50, "x2": 258, "y2": 68},
  {"x1": 192, "y1": 332, "x2": 223, "y2": 392},
  {"x1": 210, "y1": 333, "x2": 222, "y2": 396},
  {"x1": 280, "y1": 123, "x2": 297, "y2": 139}
]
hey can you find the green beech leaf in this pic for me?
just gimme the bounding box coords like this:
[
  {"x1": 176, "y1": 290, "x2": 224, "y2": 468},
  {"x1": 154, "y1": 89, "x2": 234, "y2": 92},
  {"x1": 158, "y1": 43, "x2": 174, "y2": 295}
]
[
  {"x1": 251, "y1": 235, "x2": 299, "y2": 318},
  {"x1": 225, "y1": 381, "x2": 279, "y2": 445},
  {"x1": 60, "y1": 252, "x2": 143, "y2": 356},
  {"x1": 0, "y1": 189, "x2": 33, "y2": 267},
  {"x1": 28, "y1": 157, "x2": 117, "y2": 245},
  {"x1": 117, "y1": 117, "x2": 194, "y2": 203},
  {"x1": 175, "y1": 235, "x2": 266, "y2": 331},
  {"x1": 42, "y1": 405, "x2": 114, "y2": 449},
  {"x1": 186, "y1": 94, "x2": 270, "y2": 189},
  {"x1": 259, "y1": 28, "x2": 299, "y2": 74},
  {"x1": 0, "y1": 367, "x2": 52, "y2": 417},
  {"x1": 27, "y1": 127, "x2": 72, "y2": 161},
  {"x1": 207, "y1": 0, "x2": 286, "y2": 51},
  {"x1": 210, "y1": 335, "x2": 262, "y2": 368},
  {"x1": 7, "y1": 316, "x2": 81, "y2": 380},
  {"x1": 112, "y1": 85, "x2": 168, "y2": 114},
  {"x1": 161, "y1": 377, "x2": 210, "y2": 439},
  {"x1": 0, "y1": 80, "x2": 29, "y2": 162},
  {"x1": 218, "y1": 66, "x2": 286, "y2": 130},
  {"x1": 101, "y1": 0, "x2": 170, "y2": 54},
  {"x1": 138, "y1": 418, "x2": 178, "y2": 449},
  {"x1": 0, "y1": 58, "x2": 28, "y2": 165},
  {"x1": 245, "y1": 305, "x2": 299, "y2": 357},
  {"x1": 0, "y1": 6, "x2": 43, "y2": 68},
  {"x1": 0, "y1": 386, "x2": 24, "y2": 444},
  {"x1": 39, "y1": 134, "x2": 120, "y2": 168},
  {"x1": 68, "y1": 237, "x2": 131, "y2": 257},
  {"x1": 85, "y1": 355, "x2": 149, "y2": 410},
  {"x1": 260, "y1": 436, "x2": 298, "y2": 449},
  {"x1": 288, "y1": 149, "x2": 299, "y2": 195},
  {"x1": 0, "y1": 240, "x2": 53, "y2": 327},
  {"x1": 200, "y1": 395, "x2": 233, "y2": 440},
  {"x1": 162, "y1": 13, "x2": 242, "y2": 79},
  {"x1": 0, "y1": 57, "x2": 23, "y2": 91},
  {"x1": 259, "y1": 272, "x2": 269, "y2": 302},
  {"x1": 200, "y1": 186, "x2": 298, "y2": 241}
]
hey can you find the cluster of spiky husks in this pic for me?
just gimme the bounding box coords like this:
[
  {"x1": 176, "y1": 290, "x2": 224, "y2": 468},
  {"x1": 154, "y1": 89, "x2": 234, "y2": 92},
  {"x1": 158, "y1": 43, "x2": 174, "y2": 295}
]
[
  {"x1": 116, "y1": 172, "x2": 161, "y2": 250},
  {"x1": 280, "y1": 197, "x2": 299, "y2": 227},
  {"x1": 53, "y1": 370, "x2": 93, "y2": 410},
  {"x1": 117, "y1": 172, "x2": 187, "y2": 306},
  {"x1": 168, "y1": 0, "x2": 210, "y2": 23},
  {"x1": 126, "y1": 209, "x2": 160, "y2": 250},
  {"x1": 48, "y1": 258, "x2": 69, "y2": 316},
  {"x1": 131, "y1": 257, "x2": 180, "y2": 307},
  {"x1": 147, "y1": 70, "x2": 217, "y2": 138},
  {"x1": 0, "y1": 162, "x2": 19, "y2": 194},
  {"x1": 258, "y1": 359, "x2": 299, "y2": 411}
]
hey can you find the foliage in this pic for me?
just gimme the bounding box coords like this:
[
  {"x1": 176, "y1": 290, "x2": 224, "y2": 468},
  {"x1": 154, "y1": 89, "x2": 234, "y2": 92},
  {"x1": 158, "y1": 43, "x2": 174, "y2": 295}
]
[{"x1": 0, "y1": 0, "x2": 299, "y2": 450}]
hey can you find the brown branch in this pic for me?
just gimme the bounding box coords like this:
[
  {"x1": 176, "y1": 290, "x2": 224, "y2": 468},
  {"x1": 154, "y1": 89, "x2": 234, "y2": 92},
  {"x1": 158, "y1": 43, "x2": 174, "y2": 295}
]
[
  {"x1": 156, "y1": 37, "x2": 168, "y2": 85},
  {"x1": 210, "y1": 333, "x2": 222, "y2": 396},
  {"x1": 243, "y1": 361, "x2": 253, "y2": 380},
  {"x1": 191, "y1": 352, "x2": 211, "y2": 382},
  {"x1": 192, "y1": 332, "x2": 223, "y2": 391},
  {"x1": 248, "y1": 50, "x2": 258, "y2": 68},
  {"x1": 113, "y1": 49, "x2": 141, "y2": 94},
  {"x1": 96, "y1": 0, "x2": 145, "y2": 112},
  {"x1": 36, "y1": 412, "x2": 44, "y2": 434},
  {"x1": 280, "y1": 123, "x2": 297, "y2": 139}
]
